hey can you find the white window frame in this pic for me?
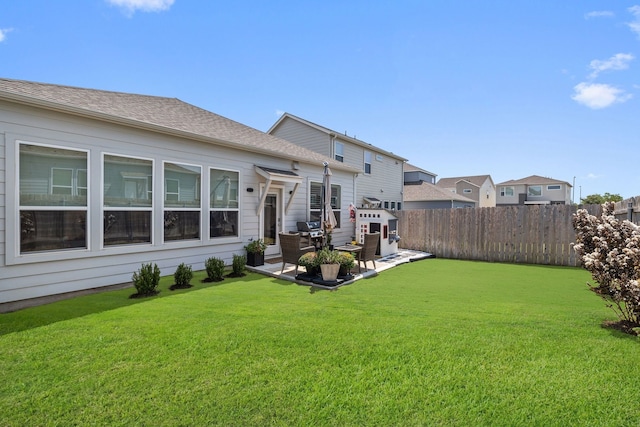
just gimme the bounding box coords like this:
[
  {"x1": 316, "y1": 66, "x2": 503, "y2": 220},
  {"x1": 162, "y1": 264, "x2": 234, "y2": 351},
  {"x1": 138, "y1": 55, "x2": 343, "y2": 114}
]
[
  {"x1": 334, "y1": 141, "x2": 344, "y2": 163},
  {"x1": 528, "y1": 185, "x2": 542, "y2": 197},
  {"x1": 209, "y1": 167, "x2": 241, "y2": 240},
  {"x1": 103, "y1": 153, "x2": 154, "y2": 248},
  {"x1": 500, "y1": 186, "x2": 514, "y2": 197},
  {"x1": 310, "y1": 181, "x2": 342, "y2": 229},
  {"x1": 547, "y1": 185, "x2": 561, "y2": 191},
  {"x1": 163, "y1": 161, "x2": 202, "y2": 242},
  {"x1": 14, "y1": 140, "x2": 90, "y2": 260},
  {"x1": 364, "y1": 151, "x2": 372, "y2": 175}
]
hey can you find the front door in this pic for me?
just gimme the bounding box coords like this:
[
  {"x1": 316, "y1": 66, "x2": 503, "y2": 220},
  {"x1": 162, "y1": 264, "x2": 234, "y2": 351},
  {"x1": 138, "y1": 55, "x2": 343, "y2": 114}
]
[{"x1": 261, "y1": 189, "x2": 282, "y2": 256}]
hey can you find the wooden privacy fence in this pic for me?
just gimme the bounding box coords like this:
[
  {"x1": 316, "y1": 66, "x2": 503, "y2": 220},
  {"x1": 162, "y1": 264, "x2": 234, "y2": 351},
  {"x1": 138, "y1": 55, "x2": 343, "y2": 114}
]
[{"x1": 397, "y1": 204, "x2": 603, "y2": 266}]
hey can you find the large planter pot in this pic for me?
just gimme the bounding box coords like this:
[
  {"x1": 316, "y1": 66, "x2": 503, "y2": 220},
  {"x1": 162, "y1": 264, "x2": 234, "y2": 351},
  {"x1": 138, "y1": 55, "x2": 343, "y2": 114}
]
[
  {"x1": 247, "y1": 252, "x2": 264, "y2": 267},
  {"x1": 320, "y1": 264, "x2": 340, "y2": 281}
]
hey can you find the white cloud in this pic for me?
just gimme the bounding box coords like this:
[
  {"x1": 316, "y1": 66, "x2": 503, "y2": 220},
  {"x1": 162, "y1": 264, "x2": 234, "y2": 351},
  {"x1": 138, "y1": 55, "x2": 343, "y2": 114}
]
[
  {"x1": 0, "y1": 28, "x2": 13, "y2": 43},
  {"x1": 106, "y1": 0, "x2": 174, "y2": 15},
  {"x1": 275, "y1": 110, "x2": 285, "y2": 117},
  {"x1": 572, "y1": 82, "x2": 632, "y2": 109},
  {"x1": 629, "y1": 5, "x2": 640, "y2": 37},
  {"x1": 588, "y1": 53, "x2": 634, "y2": 79},
  {"x1": 585, "y1": 10, "x2": 614, "y2": 19}
]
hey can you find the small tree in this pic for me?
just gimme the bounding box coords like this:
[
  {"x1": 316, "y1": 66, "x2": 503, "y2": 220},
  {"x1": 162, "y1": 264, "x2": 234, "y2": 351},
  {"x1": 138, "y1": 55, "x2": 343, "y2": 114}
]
[
  {"x1": 230, "y1": 254, "x2": 246, "y2": 277},
  {"x1": 205, "y1": 257, "x2": 226, "y2": 282},
  {"x1": 573, "y1": 202, "x2": 640, "y2": 334},
  {"x1": 131, "y1": 262, "x2": 161, "y2": 298},
  {"x1": 172, "y1": 263, "x2": 193, "y2": 289},
  {"x1": 581, "y1": 193, "x2": 623, "y2": 205}
]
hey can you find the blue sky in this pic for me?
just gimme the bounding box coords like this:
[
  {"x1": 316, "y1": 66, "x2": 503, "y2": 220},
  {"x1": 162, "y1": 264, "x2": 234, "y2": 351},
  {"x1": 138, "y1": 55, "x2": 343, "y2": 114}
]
[{"x1": 2, "y1": 0, "x2": 639, "y2": 200}]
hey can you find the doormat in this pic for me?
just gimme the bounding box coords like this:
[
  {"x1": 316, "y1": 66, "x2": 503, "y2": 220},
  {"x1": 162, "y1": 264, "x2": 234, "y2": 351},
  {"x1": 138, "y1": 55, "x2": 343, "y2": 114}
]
[{"x1": 266, "y1": 257, "x2": 282, "y2": 264}]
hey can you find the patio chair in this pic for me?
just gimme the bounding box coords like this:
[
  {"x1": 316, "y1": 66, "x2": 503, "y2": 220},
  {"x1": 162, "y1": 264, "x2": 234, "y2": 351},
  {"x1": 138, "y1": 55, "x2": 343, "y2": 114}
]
[
  {"x1": 358, "y1": 232, "x2": 380, "y2": 272},
  {"x1": 279, "y1": 232, "x2": 315, "y2": 275}
]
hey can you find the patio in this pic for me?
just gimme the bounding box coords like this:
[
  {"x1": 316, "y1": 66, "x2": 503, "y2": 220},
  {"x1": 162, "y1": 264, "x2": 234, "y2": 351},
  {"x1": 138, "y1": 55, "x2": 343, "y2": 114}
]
[{"x1": 247, "y1": 249, "x2": 435, "y2": 289}]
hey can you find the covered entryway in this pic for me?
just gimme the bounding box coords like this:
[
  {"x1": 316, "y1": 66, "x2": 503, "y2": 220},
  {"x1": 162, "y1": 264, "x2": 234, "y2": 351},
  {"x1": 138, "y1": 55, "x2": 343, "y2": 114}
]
[{"x1": 255, "y1": 166, "x2": 303, "y2": 257}]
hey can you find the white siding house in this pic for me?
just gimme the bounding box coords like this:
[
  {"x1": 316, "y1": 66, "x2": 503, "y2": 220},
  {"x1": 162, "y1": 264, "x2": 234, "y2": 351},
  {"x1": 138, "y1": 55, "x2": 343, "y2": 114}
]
[
  {"x1": 268, "y1": 113, "x2": 407, "y2": 212},
  {"x1": 0, "y1": 79, "x2": 359, "y2": 305}
]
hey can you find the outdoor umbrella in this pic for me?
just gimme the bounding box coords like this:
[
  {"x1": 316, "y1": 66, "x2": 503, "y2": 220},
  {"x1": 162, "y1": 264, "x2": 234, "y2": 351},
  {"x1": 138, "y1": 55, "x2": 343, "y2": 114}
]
[{"x1": 322, "y1": 162, "x2": 337, "y2": 234}]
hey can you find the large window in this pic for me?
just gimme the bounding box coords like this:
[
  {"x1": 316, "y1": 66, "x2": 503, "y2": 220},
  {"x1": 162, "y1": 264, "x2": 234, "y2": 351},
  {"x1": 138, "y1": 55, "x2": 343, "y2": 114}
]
[
  {"x1": 500, "y1": 186, "x2": 514, "y2": 197},
  {"x1": 103, "y1": 154, "x2": 153, "y2": 246},
  {"x1": 19, "y1": 143, "x2": 88, "y2": 253},
  {"x1": 364, "y1": 151, "x2": 372, "y2": 174},
  {"x1": 164, "y1": 162, "x2": 201, "y2": 241},
  {"x1": 209, "y1": 168, "x2": 239, "y2": 238},
  {"x1": 528, "y1": 185, "x2": 542, "y2": 197},
  {"x1": 310, "y1": 182, "x2": 341, "y2": 228}
]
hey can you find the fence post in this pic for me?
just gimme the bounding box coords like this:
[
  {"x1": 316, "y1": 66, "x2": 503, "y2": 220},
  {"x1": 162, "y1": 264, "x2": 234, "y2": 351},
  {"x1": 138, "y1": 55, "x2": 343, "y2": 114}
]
[{"x1": 628, "y1": 202, "x2": 634, "y2": 222}]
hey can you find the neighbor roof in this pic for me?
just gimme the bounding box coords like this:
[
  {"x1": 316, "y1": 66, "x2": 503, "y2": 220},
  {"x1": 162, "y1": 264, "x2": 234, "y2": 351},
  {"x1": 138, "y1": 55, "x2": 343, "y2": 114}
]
[
  {"x1": 0, "y1": 78, "x2": 359, "y2": 173},
  {"x1": 404, "y1": 182, "x2": 476, "y2": 203},
  {"x1": 497, "y1": 175, "x2": 571, "y2": 187},
  {"x1": 269, "y1": 112, "x2": 408, "y2": 162},
  {"x1": 436, "y1": 175, "x2": 493, "y2": 189},
  {"x1": 404, "y1": 162, "x2": 437, "y2": 176}
]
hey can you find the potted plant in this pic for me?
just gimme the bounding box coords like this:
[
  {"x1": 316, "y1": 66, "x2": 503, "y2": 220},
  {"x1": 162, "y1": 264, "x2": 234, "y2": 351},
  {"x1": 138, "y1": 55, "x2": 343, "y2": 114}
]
[
  {"x1": 244, "y1": 238, "x2": 267, "y2": 266},
  {"x1": 338, "y1": 252, "x2": 356, "y2": 277},
  {"x1": 298, "y1": 251, "x2": 320, "y2": 278},
  {"x1": 316, "y1": 247, "x2": 341, "y2": 281}
]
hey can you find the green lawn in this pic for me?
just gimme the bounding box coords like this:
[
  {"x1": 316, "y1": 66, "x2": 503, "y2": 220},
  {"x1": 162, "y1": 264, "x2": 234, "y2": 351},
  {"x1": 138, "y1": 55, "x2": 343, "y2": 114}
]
[{"x1": 1, "y1": 259, "x2": 638, "y2": 426}]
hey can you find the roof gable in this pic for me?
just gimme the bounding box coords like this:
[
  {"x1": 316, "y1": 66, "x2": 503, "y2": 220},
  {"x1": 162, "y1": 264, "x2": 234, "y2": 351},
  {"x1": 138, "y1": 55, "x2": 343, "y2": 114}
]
[{"x1": 269, "y1": 112, "x2": 408, "y2": 162}]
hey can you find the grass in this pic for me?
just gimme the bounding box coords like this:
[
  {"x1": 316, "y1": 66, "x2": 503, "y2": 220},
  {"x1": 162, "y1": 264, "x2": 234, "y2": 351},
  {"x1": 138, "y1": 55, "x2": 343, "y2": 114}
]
[{"x1": 1, "y1": 259, "x2": 639, "y2": 426}]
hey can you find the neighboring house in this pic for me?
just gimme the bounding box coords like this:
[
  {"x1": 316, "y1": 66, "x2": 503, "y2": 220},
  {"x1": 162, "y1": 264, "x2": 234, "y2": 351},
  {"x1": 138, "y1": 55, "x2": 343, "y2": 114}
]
[
  {"x1": 0, "y1": 78, "x2": 360, "y2": 305},
  {"x1": 436, "y1": 175, "x2": 496, "y2": 208},
  {"x1": 404, "y1": 162, "x2": 437, "y2": 185},
  {"x1": 404, "y1": 182, "x2": 477, "y2": 209},
  {"x1": 496, "y1": 175, "x2": 573, "y2": 205},
  {"x1": 403, "y1": 163, "x2": 476, "y2": 209},
  {"x1": 268, "y1": 113, "x2": 407, "y2": 211}
]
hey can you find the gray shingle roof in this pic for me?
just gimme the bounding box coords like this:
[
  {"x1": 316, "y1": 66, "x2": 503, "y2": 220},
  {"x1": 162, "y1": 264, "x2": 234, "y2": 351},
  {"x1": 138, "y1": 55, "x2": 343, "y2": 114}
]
[
  {"x1": 436, "y1": 175, "x2": 492, "y2": 189},
  {"x1": 0, "y1": 78, "x2": 357, "y2": 172},
  {"x1": 404, "y1": 182, "x2": 475, "y2": 203},
  {"x1": 497, "y1": 175, "x2": 571, "y2": 186}
]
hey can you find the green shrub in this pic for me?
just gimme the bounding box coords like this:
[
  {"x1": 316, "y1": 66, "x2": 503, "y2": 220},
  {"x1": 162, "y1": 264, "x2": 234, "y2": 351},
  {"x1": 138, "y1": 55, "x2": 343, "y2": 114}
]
[
  {"x1": 338, "y1": 252, "x2": 356, "y2": 270},
  {"x1": 232, "y1": 254, "x2": 246, "y2": 276},
  {"x1": 205, "y1": 257, "x2": 226, "y2": 281},
  {"x1": 174, "y1": 263, "x2": 193, "y2": 287},
  {"x1": 298, "y1": 251, "x2": 319, "y2": 269},
  {"x1": 132, "y1": 262, "x2": 161, "y2": 297}
]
